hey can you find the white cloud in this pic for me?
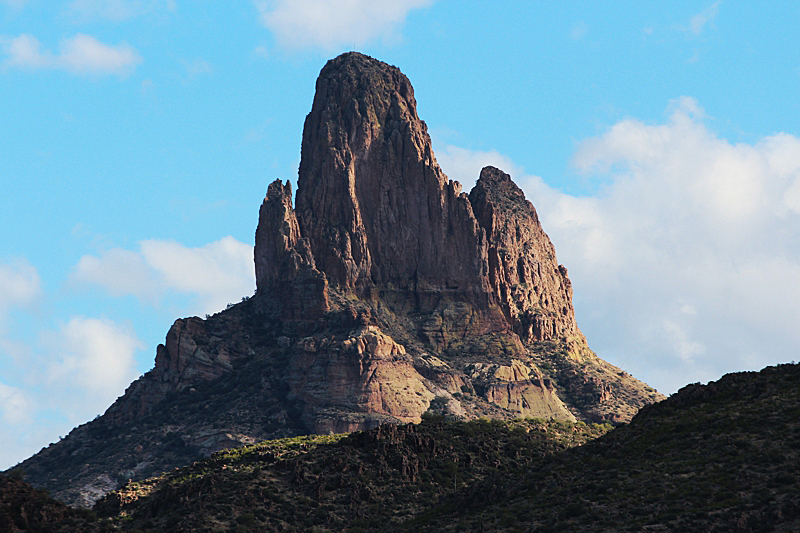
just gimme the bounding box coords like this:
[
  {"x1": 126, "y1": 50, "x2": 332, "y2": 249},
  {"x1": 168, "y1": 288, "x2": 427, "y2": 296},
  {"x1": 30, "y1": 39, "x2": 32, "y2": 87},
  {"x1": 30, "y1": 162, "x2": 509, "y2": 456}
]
[
  {"x1": 0, "y1": 33, "x2": 142, "y2": 77},
  {"x1": 255, "y1": 0, "x2": 434, "y2": 51},
  {"x1": 44, "y1": 317, "x2": 142, "y2": 399},
  {"x1": 140, "y1": 237, "x2": 254, "y2": 314},
  {"x1": 0, "y1": 382, "x2": 31, "y2": 426},
  {"x1": 72, "y1": 236, "x2": 255, "y2": 316},
  {"x1": 435, "y1": 144, "x2": 523, "y2": 193},
  {"x1": 440, "y1": 98, "x2": 800, "y2": 394},
  {"x1": 688, "y1": 1, "x2": 720, "y2": 35},
  {"x1": 0, "y1": 258, "x2": 41, "y2": 318}
]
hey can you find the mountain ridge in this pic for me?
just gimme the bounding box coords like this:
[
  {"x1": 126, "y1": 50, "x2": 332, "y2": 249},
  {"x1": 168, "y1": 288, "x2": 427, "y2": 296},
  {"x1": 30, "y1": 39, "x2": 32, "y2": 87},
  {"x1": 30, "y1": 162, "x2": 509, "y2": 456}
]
[{"x1": 8, "y1": 52, "x2": 662, "y2": 508}]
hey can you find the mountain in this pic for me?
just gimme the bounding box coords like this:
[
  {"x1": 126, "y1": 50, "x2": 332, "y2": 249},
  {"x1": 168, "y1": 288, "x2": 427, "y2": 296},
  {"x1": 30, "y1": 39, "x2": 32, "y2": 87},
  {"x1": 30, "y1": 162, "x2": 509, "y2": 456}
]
[
  {"x1": 8, "y1": 52, "x2": 661, "y2": 508},
  {"x1": 3, "y1": 362, "x2": 796, "y2": 532}
]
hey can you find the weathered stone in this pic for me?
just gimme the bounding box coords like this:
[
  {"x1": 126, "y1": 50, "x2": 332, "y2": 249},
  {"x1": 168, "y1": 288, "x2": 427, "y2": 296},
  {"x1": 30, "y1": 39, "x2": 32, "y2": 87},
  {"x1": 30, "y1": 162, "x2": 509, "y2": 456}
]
[
  {"x1": 255, "y1": 179, "x2": 329, "y2": 320},
  {"x1": 288, "y1": 326, "x2": 435, "y2": 433},
  {"x1": 293, "y1": 52, "x2": 489, "y2": 300},
  {"x1": 469, "y1": 165, "x2": 579, "y2": 343}
]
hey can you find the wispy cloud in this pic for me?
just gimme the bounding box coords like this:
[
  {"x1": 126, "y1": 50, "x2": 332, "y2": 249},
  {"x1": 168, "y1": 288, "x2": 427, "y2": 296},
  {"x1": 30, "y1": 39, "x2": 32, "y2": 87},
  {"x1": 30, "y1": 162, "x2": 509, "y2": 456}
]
[
  {"x1": 688, "y1": 1, "x2": 720, "y2": 35},
  {"x1": 1, "y1": 0, "x2": 28, "y2": 10},
  {"x1": 0, "y1": 33, "x2": 142, "y2": 77},
  {"x1": 571, "y1": 21, "x2": 589, "y2": 40},
  {"x1": 255, "y1": 0, "x2": 434, "y2": 51},
  {"x1": 0, "y1": 382, "x2": 31, "y2": 426},
  {"x1": 67, "y1": 0, "x2": 176, "y2": 22},
  {"x1": 183, "y1": 58, "x2": 213, "y2": 81}
]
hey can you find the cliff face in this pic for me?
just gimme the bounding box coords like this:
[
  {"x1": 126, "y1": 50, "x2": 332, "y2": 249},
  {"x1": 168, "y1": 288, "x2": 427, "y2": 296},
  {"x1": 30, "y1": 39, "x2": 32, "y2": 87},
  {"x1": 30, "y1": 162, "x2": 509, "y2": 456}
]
[
  {"x1": 12, "y1": 52, "x2": 663, "y2": 508},
  {"x1": 289, "y1": 53, "x2": 488, "y2": 299},
  {"x1": 469, "y1": 166, "x2": 579, "y2": 343}
]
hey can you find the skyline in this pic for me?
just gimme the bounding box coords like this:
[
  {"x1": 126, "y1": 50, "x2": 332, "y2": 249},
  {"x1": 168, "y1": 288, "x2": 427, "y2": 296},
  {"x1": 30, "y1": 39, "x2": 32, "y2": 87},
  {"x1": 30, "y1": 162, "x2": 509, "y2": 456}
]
[{"x1": 2, "y1": 1, "x2": 800, "y2": 469}]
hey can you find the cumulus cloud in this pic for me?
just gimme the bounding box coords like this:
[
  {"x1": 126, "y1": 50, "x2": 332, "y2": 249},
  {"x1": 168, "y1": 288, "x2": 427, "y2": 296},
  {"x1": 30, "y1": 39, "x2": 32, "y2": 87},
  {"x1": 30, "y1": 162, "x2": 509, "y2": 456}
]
[
  {"x1": 440, "y1": 98, "x2": 800, "y2": 394},
  {"x1": 255, "y1": 0, "x2": 434, "y2": 51},
  {"x1": 43, "y1": 317, "x2": 142, "y2": 401},
  {"x1": 0, "y1": 33, "x2": 142, "y2": 77},
  {"x1": 72, "y1": 236, "x2": 255, "y2": 316},
  {"x1": 688, "y1": 1, "x2": 720, "y2": 35}
]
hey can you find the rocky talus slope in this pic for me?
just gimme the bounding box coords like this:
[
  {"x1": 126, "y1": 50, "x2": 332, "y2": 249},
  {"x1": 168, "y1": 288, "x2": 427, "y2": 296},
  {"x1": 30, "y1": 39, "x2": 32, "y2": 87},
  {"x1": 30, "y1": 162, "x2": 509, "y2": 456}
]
[{"x1": 9, "y1": 52, "x2": 662, "y2": 507}]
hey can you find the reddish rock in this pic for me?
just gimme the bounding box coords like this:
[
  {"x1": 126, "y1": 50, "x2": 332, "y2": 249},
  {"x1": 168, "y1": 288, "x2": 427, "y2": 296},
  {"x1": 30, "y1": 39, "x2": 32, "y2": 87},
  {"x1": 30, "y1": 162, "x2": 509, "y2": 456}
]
[
  {"x1": 255, "y1": 179, "x2": 329, "y2": 320},
  {"x1": 469, "y1": 165, "x2": 580, "y2": 342},
  {"x1": 287, "y1": 52, "x2": 489, "y2": 301},
  {"x1": 14, "y1": 52, "x2": 665, "y2": 509}
]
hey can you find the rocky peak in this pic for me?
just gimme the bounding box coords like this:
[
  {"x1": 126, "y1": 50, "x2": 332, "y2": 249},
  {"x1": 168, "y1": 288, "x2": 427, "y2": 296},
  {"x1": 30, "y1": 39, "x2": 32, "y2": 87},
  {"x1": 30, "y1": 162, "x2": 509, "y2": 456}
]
[
  {"x1": 287, "y1": 52, "x2": 488, "y2": 298},
  {"x1": 469, "y1": 166, "x2": 579, "y2": 342},
  {"x1": 13, "y1": 52, "x2": 664, "y2": 509},
  {"x1": 254, "y1": 179, "x2": 329, "y2": 320}
]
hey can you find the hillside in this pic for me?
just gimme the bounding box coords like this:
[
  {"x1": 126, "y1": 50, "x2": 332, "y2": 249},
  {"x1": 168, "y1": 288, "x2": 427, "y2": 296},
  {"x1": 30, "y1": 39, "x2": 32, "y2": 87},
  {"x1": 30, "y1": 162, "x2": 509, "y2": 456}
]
[
  {"x1": 2, "y1": 362, "x2": 798, "y2": 531},
  {"x1": 411, "y1": 362, "x2": 800, "y2": 532}
]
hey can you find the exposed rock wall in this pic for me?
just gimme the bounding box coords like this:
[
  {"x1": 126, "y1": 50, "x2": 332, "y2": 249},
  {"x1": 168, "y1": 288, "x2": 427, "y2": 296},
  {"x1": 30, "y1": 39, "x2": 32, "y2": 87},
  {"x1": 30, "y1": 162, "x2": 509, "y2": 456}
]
[
  {"x1": 254, "y1": 179, "x2": 329, "y2": 320},
  {"x1": 278, "y1": 52, "x2": 489, "y2": 300},
  {"x1": 469, "y1": 166, "x2": 579, "y2": 342},
  {"x1": 13, "y1": 52, "x2": 665, "y2": 509}
]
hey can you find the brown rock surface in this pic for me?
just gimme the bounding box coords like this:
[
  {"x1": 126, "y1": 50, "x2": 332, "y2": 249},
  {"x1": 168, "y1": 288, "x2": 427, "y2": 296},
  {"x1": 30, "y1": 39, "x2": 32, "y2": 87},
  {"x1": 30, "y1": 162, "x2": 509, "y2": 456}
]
[
  {"x1": 469, "y1": 165, "x2": 580, "y2": 343},
  {"x1": 290, "y1": 52, "x2": 489, "y2": 299}
]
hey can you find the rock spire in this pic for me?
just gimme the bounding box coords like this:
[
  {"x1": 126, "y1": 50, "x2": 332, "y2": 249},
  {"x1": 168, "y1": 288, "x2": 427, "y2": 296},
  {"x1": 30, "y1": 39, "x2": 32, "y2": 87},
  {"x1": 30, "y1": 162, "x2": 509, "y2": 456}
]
[{"x1": 14, "y1": 52, "x2": 664, "y2": 509}]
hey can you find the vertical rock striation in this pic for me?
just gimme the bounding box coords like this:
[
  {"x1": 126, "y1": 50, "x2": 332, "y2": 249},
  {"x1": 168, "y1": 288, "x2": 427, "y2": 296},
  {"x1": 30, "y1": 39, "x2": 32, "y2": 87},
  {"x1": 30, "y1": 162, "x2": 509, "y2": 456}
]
[
  {"x1": 469, "y1": 166, "x2": 579, "y2": 342},
  {"x1": 259, "y1": 52, "x2": 489, "y2": 304}
]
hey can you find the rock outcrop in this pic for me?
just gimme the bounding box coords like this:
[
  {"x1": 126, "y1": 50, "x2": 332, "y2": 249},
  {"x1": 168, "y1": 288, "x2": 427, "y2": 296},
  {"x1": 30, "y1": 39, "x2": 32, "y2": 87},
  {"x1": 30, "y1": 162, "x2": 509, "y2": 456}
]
[
  {"x1": 11, "y1": 52, "x2": 664, "y2": 508},
  {"x1": 470, "y1": 166, "x2": 580, "y2": 343},
  {"x1": 289, "y1": 53, "x2": 488, "y2": 299}
]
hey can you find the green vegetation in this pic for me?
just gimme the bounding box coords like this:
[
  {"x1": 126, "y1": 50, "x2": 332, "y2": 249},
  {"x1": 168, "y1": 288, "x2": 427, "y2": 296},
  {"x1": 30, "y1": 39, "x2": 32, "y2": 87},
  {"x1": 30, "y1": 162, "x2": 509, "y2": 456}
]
[
  {"x1": 88, "y1": 416, "x2": 606, "y2": 532},
  {"x1": 4, "y1": 363, "x2": 799, "y2": 532}
]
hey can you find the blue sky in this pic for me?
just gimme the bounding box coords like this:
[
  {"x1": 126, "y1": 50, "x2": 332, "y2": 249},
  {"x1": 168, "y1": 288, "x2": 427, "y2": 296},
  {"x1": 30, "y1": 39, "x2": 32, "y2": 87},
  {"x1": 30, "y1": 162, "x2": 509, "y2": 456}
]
[{"x1": 2, "y1": 1, "x2": 800, "y2": 469}]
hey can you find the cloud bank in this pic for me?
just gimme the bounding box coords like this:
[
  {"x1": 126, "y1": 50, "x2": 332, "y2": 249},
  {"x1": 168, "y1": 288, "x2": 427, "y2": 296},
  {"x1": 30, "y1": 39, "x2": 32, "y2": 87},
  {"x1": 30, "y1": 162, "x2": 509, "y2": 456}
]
[
  {"x1": 0, "y1": 33, "x2": 142, "y2": 77},
  {"x1": 73, "y1": 236, "x2": 255, "y2": 316},
  {"x1": 255, "y1": 0, "x2": 433, "y2": 51},
  {"x1": 439, "y1": 97, "x2": 800, "y2": 394}
]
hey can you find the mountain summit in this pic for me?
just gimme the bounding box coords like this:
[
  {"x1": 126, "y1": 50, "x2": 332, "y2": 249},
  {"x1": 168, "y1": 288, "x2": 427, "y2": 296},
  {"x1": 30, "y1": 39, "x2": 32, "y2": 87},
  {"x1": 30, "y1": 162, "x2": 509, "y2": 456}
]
[{"x1": 12, "y1": 52, "x2": 663, "y2": 507}]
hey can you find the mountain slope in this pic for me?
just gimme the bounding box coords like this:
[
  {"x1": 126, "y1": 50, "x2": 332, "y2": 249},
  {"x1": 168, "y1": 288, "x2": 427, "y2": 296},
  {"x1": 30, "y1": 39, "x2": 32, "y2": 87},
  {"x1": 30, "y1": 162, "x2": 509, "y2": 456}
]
[
  {"x1": 3, "y1": 362, "x2": 796, "y2": 531},
  {"x1": 411, "y1": 362, "x2": 800, "y2": 532},
  {"x1": 9, "y1": 52, "x2": 661, "y2": 507}
]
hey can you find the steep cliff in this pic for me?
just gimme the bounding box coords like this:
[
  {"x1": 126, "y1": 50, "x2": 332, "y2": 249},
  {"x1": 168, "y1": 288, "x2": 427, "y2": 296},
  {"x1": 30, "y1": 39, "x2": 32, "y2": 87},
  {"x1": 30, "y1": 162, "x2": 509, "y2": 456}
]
[{"x1": 11, "y1": 52, "x2": 663, "y2": 507}]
